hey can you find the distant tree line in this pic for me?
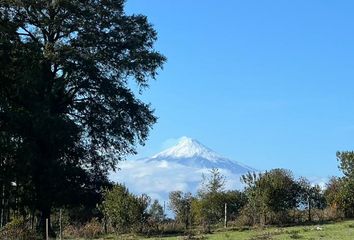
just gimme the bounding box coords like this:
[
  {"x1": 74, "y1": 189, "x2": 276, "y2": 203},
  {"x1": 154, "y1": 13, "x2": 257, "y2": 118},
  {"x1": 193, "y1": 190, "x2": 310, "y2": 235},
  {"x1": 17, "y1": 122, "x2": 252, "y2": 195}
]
[
  {"x1": 167, "y1": 152, "x2": 354, "y2": 234},
  {"x1": 1, "y1": 151, "x2": 354, "y2": 238},
  {"x1": 75, "y1": 152, "x2": 354, "y2": 238},
  {"x1": 67, "y1": 152, "x2": 349, "y2": 238}
]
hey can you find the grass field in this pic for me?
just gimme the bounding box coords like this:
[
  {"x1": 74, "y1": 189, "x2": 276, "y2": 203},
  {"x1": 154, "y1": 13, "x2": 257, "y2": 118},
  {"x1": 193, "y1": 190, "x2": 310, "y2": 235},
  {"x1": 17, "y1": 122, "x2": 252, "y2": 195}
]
[{"x1": 96, "y1": 220, "x2": 354, "y2": 240}]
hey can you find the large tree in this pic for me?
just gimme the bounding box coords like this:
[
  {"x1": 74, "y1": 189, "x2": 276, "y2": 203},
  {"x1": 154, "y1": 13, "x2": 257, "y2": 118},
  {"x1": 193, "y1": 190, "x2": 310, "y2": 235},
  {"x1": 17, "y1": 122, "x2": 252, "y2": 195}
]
[
  {"x1": 0, "y1": 0, "x2": 165, "y2": 235},
  {"x1": 335, "y1": 151, "x2": 354, "y2": 217},
  {"x1": 241, "y1": 169, "x2": 300, "y2": 225}
]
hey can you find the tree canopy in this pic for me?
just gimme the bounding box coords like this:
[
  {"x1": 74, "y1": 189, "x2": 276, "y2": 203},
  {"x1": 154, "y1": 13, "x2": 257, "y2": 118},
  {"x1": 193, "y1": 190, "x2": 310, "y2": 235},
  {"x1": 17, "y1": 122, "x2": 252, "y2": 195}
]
[
  {"x1": 100, "y1": 184, "x2": 151, "y2": 233},
  {"x1": 0, "y1": 0, "x2": 165, "y2": 235},
  {"x1": 169, "y1": 191, "x2": 193, "y2": 230}
]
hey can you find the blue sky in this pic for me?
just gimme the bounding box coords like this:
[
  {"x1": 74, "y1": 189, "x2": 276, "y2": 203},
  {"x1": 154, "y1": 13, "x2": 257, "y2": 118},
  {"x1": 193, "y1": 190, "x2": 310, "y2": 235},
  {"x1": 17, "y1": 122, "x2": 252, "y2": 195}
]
[{"x1": 124, "y1": 1, "x2": 354, "y2": 178}]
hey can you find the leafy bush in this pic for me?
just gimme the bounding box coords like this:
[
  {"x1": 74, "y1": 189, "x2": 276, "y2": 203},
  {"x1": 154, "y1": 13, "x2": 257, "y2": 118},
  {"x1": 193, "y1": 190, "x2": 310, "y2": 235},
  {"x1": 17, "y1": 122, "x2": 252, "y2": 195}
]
[
  {"x1": 80, "y1": 218, "x2": 103, "y2": 239},
  {"x1": 236, "y1": 204, "x2": 259, "y2": 226},
  {"x1": 0, "y1": 218, "x2": 37, "y2": 240},
  {"x1": 63, "y1": 218, "x2": 102, "y2": 239},
  {"x1": 63, "y1": 225, "x2": 80, "y2": 239},
  {"x1": 158, "y1": 221, "x2": 185, "y2": 235},
  {"x1": 100, "y1": 184, "x2": 150, "y2": 234}
]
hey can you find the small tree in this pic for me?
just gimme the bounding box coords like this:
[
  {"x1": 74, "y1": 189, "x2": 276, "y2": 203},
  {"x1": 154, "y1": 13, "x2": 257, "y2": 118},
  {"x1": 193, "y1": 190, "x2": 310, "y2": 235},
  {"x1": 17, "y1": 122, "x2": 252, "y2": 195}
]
[
  {"x1": 169, "y1": 191, "x2": 193, "y2": 230},
  {"x1": 223, "y1": 190, "x2": 247, "y2": 221},
  {"x1": 148, "y1": 200, "x2": 165, "y2": 223},
  {"x1": 324, "y1": 177, "x2": 345, "y2": 216},
  {"x1": 336, "y1": 151, "x2": 354, "y2": 217},
  {"x1": 298, "y1": 178, "x2": 326, "y2": 222},
  {"x1": 199, "y1": 168, "x2": 225, "y2": 195},
  {"x1": 194, "y1": 169, "x2": 227, "y2": 232},
  {"x1": 100, "y1": 184, "x2": 150, "y2": 233}
]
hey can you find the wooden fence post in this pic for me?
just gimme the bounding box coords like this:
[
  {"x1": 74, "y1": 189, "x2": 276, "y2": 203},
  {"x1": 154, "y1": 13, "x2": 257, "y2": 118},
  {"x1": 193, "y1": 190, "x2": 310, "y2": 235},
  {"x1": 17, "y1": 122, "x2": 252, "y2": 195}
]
[
  {"x1": 224, "y1": 203, "x2": 227, "y2": 228},
  {"x1": 59, "y1": 209, "x2": 62, "y2": 240},
  {"x1": 46, "y1": 218, "x2": 49, "y2": 240}
]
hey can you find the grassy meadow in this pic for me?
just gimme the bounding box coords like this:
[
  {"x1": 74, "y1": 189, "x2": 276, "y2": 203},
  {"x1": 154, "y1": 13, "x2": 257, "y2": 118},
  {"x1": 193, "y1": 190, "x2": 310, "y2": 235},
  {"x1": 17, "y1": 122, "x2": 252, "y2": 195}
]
[{"x1": 91, "y1": 220, "x2": 354, "y2": 240}]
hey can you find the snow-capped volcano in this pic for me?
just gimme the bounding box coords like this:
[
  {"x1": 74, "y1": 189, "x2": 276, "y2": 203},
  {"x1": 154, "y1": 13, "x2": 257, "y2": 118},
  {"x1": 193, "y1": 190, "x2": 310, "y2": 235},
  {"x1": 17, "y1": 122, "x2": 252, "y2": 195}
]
[
  {"x1": 111, "y1": 137, "x2": 257, "y2": 202},
  {"x1": 152, "y1": 137, "x2": 221, "y2": 160},
  {"x1": 146, "y1": 137, "x2": 256, "y2": 174}
]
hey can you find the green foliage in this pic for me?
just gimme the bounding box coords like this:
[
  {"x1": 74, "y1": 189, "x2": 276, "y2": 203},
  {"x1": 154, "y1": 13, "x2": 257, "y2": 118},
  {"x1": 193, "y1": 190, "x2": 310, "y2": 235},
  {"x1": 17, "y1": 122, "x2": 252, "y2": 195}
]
[
  {"x1": 0, "y1": 0, "x2": 165, "y2": 235},
  {"x1": 297, "y1": 178, "x2": 326, "y2": 221},
  {"x1": 338, "y1": 180, "x2": 354, "y2": 217},
  {"x1": 324, "y1": 177, "x2": 344, "y2": 209},
  {"x1": 199, "y1": 168, "x2": 225, "y2": 195},
  {"x1": 192, "y1": 169, "x2": 246, "y2": 232},
  {"x1": 337, "y1": 151, "x2": 354, "y2": 178},
  {"x1": 80, "y1": 218, "x2": 103, "y2": 239},
  {"x1": 241, "y1": 169, "x2": 300, "y2": 225},
  {"x1": 132, "y1": 220, "x2": 354, "y2": 240},
  {"x1": 62, "y1": 218, "x2": 102, "y2": 239},
  {"x1": 260, "y1": 169, "x2": 299, "y2": 213},
  {"x1": 195, "y1": 192, "x2": 224, "y2": 230},
  {"x1": 0, "y1": 218, "x2": 38, "y2": 240},
  {"x1": 169, "y1": 191, "x2": 193, "y2": 230},
  {"x1": 194, "y1": 169, "x2": 226, "y2": 230},
  {"x1": 100, "y1": 184, "x2": 150, "y2": 233},
  {"x1": 335, "y1": 151, "x2": 354, "y2": 217},
  {"x1": 239, "y1": 172, "x2": 264, "y2": 225},
  {"x1": 149, "y1": 199, "x2": 165, "y2": 223},
  {"x1": 224, "y1": 190, "x2": 247, "y2": 220}
]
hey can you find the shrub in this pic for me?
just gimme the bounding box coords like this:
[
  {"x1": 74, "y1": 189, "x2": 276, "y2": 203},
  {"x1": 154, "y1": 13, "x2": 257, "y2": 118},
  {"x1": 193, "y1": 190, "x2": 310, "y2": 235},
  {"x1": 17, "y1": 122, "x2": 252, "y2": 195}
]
[
  {"x1": 159, "y1": 221, "x2": 185, "y2": 235},
  {"x1": 80, "y1": 218, "x2": 103, "y2": 239},
  {"x1": 0, "y1": 218, "x2": 37, "y2": 240},
  {"x1": 63, "y1": 224, "x2": 81, "y2": 239},
  {"x1": 63, "y1": 218, "x2": 102, "y2": 239},
  {"x1": 236, "y1": 204, "x2": 259, "y2": 226},
  {"x1": 322, "y1": 206, "x2": 344, "y2": 220}
]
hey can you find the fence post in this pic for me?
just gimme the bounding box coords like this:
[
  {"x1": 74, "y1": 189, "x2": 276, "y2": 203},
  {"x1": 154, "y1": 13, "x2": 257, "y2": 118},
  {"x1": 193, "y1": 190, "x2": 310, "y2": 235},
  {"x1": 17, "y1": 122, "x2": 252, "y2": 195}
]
[
  {"x1": 59, "y1": 209, "x2": 62, "y2": 240},
  {"x1": 46, "y1": 218, "x2": 49, "y2": 240},
  {"x1": 224, "y1": 203, "x2": 227, "y2": 228}
]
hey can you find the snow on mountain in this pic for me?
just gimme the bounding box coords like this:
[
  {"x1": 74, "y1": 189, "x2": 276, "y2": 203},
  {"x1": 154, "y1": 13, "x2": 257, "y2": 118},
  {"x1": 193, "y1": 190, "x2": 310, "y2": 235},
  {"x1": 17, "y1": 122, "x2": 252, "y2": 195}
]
[
  {"x1": 145, "y1": 137, "x2": 256, "y2": 174},
  {"x1": 110, "y1": 137, "x2": 257, "y2": 206},
  {"x1": 152, "y1": 137, "x2": 221, "y2": 161}
]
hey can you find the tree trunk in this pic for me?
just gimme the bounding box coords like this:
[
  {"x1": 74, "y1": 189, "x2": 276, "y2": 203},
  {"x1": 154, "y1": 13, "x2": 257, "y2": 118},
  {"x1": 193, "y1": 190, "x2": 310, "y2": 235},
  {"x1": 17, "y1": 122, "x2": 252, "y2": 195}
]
[{"x1": 308, "y1": 200, "x2": 312, "y2": 222}]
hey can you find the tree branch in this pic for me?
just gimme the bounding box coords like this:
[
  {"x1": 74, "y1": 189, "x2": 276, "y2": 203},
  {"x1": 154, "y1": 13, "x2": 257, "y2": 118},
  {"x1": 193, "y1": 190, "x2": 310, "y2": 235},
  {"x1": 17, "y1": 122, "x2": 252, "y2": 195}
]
[{"x1": 19, "y1": 27, "x2": 38, "y2": 43}]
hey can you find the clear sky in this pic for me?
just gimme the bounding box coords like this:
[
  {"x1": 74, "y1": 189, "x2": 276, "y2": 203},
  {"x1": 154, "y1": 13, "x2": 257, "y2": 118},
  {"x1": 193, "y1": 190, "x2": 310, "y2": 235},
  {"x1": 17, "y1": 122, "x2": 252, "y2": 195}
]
[{"x1": 124, "y1": 0, "x2": 354, "y2": 178}]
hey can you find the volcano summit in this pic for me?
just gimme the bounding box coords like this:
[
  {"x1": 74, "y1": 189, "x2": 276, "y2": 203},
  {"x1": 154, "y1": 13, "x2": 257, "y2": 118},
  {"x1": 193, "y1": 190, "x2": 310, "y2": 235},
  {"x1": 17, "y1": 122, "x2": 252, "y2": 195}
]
[
  {"x1": 146, "y1": 137, "x2": 255, "y2": 174},
  {"x1": 110, "y1": 137, "x2": 256, "y2": 201}
]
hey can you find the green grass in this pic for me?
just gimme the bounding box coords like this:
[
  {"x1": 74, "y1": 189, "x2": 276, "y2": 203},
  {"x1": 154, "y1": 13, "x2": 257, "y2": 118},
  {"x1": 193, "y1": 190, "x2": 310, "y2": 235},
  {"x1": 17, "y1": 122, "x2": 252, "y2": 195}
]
[{"x1": 80, "y1": 220, "x2": 354, "y2": 240}]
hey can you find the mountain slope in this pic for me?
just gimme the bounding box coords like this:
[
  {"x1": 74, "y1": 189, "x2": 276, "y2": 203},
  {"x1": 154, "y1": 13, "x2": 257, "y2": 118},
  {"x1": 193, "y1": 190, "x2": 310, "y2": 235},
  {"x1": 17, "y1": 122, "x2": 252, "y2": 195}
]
[
  {"x1": 142, "y1": 137, "x2": 256, "y2": 174},
  {"x1": 110, "y1": 137, "x2": 257, "y2": 202}
]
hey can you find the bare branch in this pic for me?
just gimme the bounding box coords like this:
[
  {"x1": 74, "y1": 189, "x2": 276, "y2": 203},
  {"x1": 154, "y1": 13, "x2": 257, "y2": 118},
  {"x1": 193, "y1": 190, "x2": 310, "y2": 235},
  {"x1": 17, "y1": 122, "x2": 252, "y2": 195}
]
[{"x1": 19, "y1": 26, "x2": 38, "y2": 42}]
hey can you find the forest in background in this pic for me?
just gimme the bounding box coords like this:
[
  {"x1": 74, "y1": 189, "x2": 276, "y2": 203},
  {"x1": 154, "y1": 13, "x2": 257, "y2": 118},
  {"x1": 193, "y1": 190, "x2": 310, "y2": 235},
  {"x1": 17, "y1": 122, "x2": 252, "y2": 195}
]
[{"x1": 1, "y1": 153, "x2": 354, "y2": 239}]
